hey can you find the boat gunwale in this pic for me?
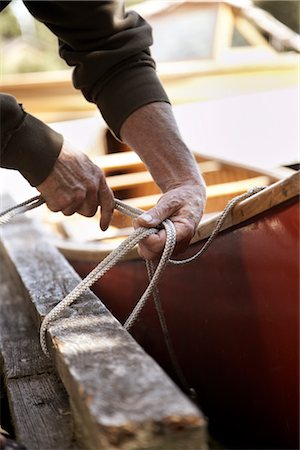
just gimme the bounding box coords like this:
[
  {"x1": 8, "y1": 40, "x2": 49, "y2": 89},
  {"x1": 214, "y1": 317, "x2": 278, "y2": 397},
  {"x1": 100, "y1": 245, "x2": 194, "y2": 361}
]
[{"x1": 52, "y1": 170, "x2": 299, "y2": 262}]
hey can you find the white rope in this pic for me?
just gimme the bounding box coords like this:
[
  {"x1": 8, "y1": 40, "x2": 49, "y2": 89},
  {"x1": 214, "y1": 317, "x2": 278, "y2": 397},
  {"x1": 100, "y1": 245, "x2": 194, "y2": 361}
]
[
  {"x1": 0, "y1": 187, "x2": 265, "y2": 360},
  {"x1": 39, "y1": 224, "x2": 159, "y2": 355},
  {"x1": 146, "y1": 257, "x2": 196, "y2": 397},
  {"x1": 0, "y1": 196, "x2": 45, "y2": 224},
  {"x1": 169, "y1": 187, "x2": 265, "y2": 265},
  {"x1": 123, "y1": 219, "x2": 176, "y2": 330}
]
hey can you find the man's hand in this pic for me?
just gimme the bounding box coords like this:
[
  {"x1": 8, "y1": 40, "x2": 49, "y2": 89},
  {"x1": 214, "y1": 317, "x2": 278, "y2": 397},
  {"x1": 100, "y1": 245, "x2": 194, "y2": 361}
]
[
  {"x1": 134, "y1": 182, "x2": 206, "y2": 260},
  {"x1": 120, "y1": 102, "x2": 207, "y2": 261},
  {"x1": 37, "y1": 141, "x2": 115, "y2": 230}
]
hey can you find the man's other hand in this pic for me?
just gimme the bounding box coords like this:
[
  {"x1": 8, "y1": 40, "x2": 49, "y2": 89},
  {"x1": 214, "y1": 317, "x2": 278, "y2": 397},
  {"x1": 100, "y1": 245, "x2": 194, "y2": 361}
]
[
  {"x1": 37, "y1": 141, "x2": 115, "y2": 230},
  {"x1": 134, "y1": 180, "x2": 206, "y2": 260}
]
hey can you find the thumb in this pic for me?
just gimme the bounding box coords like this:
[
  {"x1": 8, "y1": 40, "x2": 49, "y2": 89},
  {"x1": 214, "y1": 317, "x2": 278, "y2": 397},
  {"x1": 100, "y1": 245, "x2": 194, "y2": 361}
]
[{"x1": 135, "y1": 202, "x2": 170, "y2": 228}]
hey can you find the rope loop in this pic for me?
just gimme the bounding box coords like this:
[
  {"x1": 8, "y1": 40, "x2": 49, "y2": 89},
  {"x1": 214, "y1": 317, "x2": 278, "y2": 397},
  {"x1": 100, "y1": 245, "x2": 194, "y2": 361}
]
[
  {"x1": 0, "y1": 186, "x2": 265, "y2": 386},
  {"x1": 39, "y1": 224, "x2": 159, "y2": 355}
]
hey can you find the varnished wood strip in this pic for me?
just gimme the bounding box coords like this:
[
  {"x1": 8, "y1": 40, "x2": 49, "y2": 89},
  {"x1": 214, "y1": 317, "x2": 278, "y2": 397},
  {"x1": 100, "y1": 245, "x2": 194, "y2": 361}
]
[
  {"x1": 94, "y1": 151, "x2": 208, "y2": 173},
  {"x1": 192, "y1": 171, "x2": 299, "y2": 243},
  {"x1": 94, "y1": 151, "x2": 144, "y2": 172},
  {"x1": 53, "y1": 172, "x2": 298, "y2": 263},
  {"x1": 106, "y1": 161, "x2": 221, "y2": 190},
  {"x1": 118, "y1": 175, "x2": 272, "y2": 209},
  {"x1": 207, "y1": 175, "x2": 271, "y2": 196}
]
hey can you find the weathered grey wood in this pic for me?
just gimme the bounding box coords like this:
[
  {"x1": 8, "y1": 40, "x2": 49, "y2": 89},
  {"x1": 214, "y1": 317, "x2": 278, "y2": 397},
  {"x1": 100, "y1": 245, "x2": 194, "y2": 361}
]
[
  {"x1": 0, "y1": 249, "x2": 78, "y2": 450},
  {"x1": 6, "y1": 375, "x2": 74, "y2": 450},
  {"x1": 0, "y1": 254, "x2": 52, "y2": 378},
  {"x1": 0, "y1": 200, "x2": 207, "y2": 450}
]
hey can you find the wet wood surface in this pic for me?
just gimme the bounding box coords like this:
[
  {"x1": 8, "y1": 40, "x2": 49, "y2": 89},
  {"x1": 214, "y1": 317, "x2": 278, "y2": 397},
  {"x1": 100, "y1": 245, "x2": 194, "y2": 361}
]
[{"x1": 0, "y1": 197, "x2": 207, "y2": 450}]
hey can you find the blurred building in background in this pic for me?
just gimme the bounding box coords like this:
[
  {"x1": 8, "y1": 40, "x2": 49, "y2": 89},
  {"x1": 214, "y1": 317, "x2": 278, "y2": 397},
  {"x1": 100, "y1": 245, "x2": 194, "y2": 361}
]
[
  {"x1": 0, "y1": 0, "x2": 299, "y2": 169},
  {"x1": 254, "y1": 0, "x2": 299, "y2": 34}
]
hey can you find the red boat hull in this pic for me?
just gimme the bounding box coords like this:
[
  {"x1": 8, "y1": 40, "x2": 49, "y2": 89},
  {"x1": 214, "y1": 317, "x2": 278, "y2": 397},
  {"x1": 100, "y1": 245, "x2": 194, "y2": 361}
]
[{"x1": 71, "y1": 198, "x2": 299, "y2": 448}]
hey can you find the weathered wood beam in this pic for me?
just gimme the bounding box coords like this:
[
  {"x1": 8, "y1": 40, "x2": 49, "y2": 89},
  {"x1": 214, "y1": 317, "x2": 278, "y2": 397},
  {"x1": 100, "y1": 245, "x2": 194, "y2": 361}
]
[
  {"x1": 0, "y1": 201, "x2": 207, "y2": 450},
  {"x1": 0, "y1": 251, "x2": 77, "y2": 450}
]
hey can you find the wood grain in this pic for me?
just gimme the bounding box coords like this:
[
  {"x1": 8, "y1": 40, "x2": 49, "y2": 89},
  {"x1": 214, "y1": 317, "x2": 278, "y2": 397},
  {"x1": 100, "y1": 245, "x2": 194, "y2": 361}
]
[
  {"x1": 0, "y1": 249, "x2": 77, "y2": 450},
  {"x1": 6, "y1": 376, "x2": 74, "y2": 450}
]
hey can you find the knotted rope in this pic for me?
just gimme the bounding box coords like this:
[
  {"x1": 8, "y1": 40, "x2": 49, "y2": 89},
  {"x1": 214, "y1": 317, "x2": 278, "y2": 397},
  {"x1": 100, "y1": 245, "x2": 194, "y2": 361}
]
[{"x1": 0, "y1": 187, "x2": 264, "y2": 394}]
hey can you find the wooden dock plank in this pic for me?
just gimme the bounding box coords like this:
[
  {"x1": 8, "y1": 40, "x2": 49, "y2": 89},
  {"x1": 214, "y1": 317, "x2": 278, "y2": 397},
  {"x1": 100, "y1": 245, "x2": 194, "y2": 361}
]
[
  {"x1": 0, "y1": 254, "x2": 51, "y2": 379},
  {"x1": 6, "y1": 375, "x2": 74, "y2": 450},
  {"x1": 0, "y1": 203, "x2": 207, "y2": 450},
  {"x1": 0, "y1": 247, "x2": 78, "y2": 450}
]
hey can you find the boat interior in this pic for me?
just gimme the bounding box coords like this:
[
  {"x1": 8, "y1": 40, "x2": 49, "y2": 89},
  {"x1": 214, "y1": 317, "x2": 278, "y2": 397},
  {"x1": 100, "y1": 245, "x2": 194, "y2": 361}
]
[{"x1": 42, "y1": 133, "x2": 295, "y2": 259}]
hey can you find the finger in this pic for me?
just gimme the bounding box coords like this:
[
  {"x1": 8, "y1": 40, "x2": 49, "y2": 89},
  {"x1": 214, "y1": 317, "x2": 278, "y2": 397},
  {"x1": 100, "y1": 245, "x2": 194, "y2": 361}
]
[
  {"x1": 171, "y1": 221, "x2": 195, "y2": 255},
  {"x1": 61, "y1": 190, "x2": 86, "y2": 216},
  {"x1": 44, "y1": 200, "x2": 61, "y2": 213},
  {"x1": 138, "y1": 218, "x2": 195, "y2": 260},
  {"x1": 135, "y1": 197, "x2": 180, "y2": 229},
  {"x1": 98, "y1": 178, "x2": 115, "y2": 231},
  {"x1": 76, "y1": 185, "x2": 98, "y2": 217},
  {"x1": 138, "y1": 230, "x2": 166, "y2": 260},
  {"x1": 42, "y1": 191, "x2": 71, "y2": 213}
]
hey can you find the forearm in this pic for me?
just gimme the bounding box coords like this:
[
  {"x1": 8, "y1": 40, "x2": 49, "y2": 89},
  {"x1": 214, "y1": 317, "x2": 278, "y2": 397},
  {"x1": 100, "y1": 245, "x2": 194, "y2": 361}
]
[
  {"x1": 120, "y1": 102, "x2": 206, "y2": 259},
  {"x1": 120, "y1": 102, "x2": 204, "y2": 192}
]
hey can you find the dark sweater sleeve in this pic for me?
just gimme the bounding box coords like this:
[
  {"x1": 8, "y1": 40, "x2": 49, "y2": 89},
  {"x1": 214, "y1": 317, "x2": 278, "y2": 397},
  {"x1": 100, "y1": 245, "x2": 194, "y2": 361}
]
[
  {"x1": 0, "y1": 94, "x2": 63, "y2": 186},
  {"x1": 23, "y1": 1, "x2": 170, "y2": 138}
]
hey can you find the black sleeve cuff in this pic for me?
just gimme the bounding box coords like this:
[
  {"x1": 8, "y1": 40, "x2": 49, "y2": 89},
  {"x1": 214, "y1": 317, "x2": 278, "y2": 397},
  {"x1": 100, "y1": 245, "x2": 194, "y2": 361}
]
[
  {"x1": 95, "y1": 65, "x2": 170, "y2": 140},
  {"x1": 2, "y1": 112, "x2": 63, "y2": 186}
]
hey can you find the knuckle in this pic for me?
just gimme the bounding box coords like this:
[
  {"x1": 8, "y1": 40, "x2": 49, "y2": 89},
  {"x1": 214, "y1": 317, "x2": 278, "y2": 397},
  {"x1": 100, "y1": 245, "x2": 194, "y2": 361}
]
[
  {"x1": 99, "y1": 179, "x2": 110, "y2": 195},
  {"x1": 62, "y1": 210, "x2": 73, "y2": 217},
  {"x1": 159, "y1": 194, "x2": 181, "y2": 209},
  {"x1": 47, "y1": 195, "x2": 71, "y2": 212},
  {"x1": 184, "y1": 221, "x2": 196, "y2": 239},
  {"x1": 169, "y1": 198, "x2": 181, "y2": 209},
  {"x1": 73, "y1": 188, "x2": 86, "y2": 204},
  {"x1": 81, "y1": 205, "x2": 98, "y2": 217},
  {"x1": 47, "y1": 203, "x2": 60, "y2": 213},
  {"x1": 85, "y1": 178, "x2": 98, "y2": 194}
]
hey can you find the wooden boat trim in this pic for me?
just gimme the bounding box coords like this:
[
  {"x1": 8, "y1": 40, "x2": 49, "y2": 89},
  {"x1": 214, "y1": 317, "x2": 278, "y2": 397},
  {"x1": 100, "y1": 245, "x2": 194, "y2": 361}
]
[
  {"x1": 106, "y1": 161, "x2": 222, "y2": 190},
  {"x1": 53, "y1": 171, "x2": 299, "y2": 262},
  {"x1": 117, "y1": 175, "x2": 272, "y2": 211},
  {"x1": 94, "y1": 151, "x2": 222, "y2": 174},
  {"x1": 108, "y1": 174, "x2": 271, "y2": 198},
  {"x1": 192, "y1": 170, "x2": 299, "y2": 242}
]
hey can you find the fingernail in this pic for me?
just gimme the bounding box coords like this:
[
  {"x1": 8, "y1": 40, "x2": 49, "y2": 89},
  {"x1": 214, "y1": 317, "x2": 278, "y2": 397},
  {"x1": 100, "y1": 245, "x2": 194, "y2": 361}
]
[{"x1": 140, "y1": 213, "x2": 153, "y2": 224}]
